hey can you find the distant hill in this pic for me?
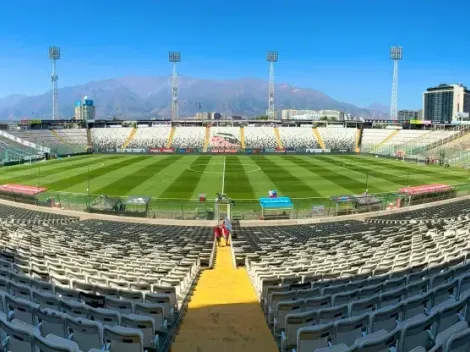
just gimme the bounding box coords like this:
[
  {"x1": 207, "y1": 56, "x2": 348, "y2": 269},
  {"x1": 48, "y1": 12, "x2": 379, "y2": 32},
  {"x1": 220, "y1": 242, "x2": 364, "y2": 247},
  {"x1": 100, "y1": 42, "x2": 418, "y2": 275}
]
[{"x1": 0, "y1": 76, "x2": 388, "y2": 119}]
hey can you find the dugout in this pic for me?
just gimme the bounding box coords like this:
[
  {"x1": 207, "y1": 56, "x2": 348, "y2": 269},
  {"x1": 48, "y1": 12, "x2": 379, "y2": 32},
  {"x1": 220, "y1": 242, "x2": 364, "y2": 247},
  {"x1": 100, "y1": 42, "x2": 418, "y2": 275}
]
[
  {"x1": 121, "y1": 196, "x2": 152, "y2": 217},
  {"x1": 88, "y1": 195, "x2": 121, "y2": 213},
  {"x1": 354, "y1": 192, "x2": 382, "y2": 213},
  {"x1": 399, "y1": 184, "x2": 456, "y2": 206},
  {"x1": 329, "y1": 195, "x2": 357, "y2": 216},
  {"x1": 259, "y1": 197, "x2": 293, "y2": 220}
]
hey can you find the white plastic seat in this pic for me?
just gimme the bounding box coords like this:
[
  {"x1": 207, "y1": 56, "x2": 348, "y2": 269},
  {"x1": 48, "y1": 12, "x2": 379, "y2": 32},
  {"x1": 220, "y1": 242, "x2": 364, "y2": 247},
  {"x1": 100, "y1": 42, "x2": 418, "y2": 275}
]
[
  {"x1": 274, "y1": 299, "x2": 306, "y2": 334},
  {"x1": 103, "y1": 325, "x2": 144, "y2": 352},
  {"x1": 33, "y1": 333, "x2": 80, "y2": 352},
  {"x1": 120, "y1": 314, "x2": 158, "y2": 350},
  {"x1": 151, "y1": 285, "x2": 177, "y2": 310},
  {"x1": 432, "y1": 281, "x2": 457, "y2": 307},
  {"x1": 6, "y1": 295, "x2": 39, "y2": 326},
  {"x1": 145, "y1": 293, "x2": 173, "y2": 321},
  {"x1": 433, "y1": 299, "x2": 467, "y2": 334},
  {"x1": 305, "y1": 296, "x2": 331, "y2": 312},
  {"x1": 349, "y1": 296, "x2": 378, "y2": 317},
  {"x1": 318, "y1": 305, "x2": 348, "y2": 325},
  {"x1": 445, "y1": 327, "x2": 470, "y2": 352},
  {"x1": 399, "y1": 312, "x2": 439, "y2": 352},
  {"x1": 403, "y1": 292, "x2": 432, "y2": 320},
  {"x1": 60, "y1": 299, "x2": 88, "y2": 319},
  {"x1": 378, "y1": 287, "x2": 405, "y2": 309},
  {"x1": 88, "y1": 306, "x2": 120, "y2": 327},
  {"x1": 105, "y1": 296, "x2": 133, "y2": 315},
  {"x1": 281, "y1": 310, "x2": 317, "y2": 352},
  {"x1": 1, "y1": 318, "x2": 37, "y2": 352},
  {"x1": 134, "y1": 302, "x2": 167, "y2": 333},
  {"x1": 434, "y1": 321, "x2": 469, "y2": 352},
  {"x1": 65, "y1": 316, "x2": 104, "y2": 352},
  {"x1": 369, "y1": 303, "x2": 403, "y2": 333},
  {"x1": 119, "y1": 289, "x2": 143, "y2": 303},
  {"x1": 33, "y1": 290, "x2": 61, "y2": 311},
  {"x1": 9, "y1": 281, "x2": 33, "y2": 301},
  {"x1": 36, "y1": 308, "x2": 66, "y2": 338},
  {"x1": 54, "y1": 286, "x2": 79, "y2": 301},
  {"x1": 334, "y1": 314, "x2": 368, "y2": 346},
  {"x1": 296, "y1": 324, "x2": 335, "y2": 352},
  {"x1": 30, "y1": 279, "x2": 53, "y2": 294}
]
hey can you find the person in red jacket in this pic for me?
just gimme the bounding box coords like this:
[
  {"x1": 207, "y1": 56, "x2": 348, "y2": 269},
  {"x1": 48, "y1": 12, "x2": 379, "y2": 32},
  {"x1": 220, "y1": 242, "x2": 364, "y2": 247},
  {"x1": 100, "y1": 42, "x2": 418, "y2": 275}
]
[
  {"x1": 221, "y1": 222, "x2": 230, "y2": 246},
  {"x1": 214, "y1": 225, "x2": 222, "y2": 247}
]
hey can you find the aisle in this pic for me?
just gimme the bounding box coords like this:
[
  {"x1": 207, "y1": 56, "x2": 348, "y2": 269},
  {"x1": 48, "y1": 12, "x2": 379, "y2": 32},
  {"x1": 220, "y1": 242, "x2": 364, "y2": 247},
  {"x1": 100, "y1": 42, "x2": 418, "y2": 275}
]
[{"x1": 171, "y1": 245, "x2": 278, "y2": 352}]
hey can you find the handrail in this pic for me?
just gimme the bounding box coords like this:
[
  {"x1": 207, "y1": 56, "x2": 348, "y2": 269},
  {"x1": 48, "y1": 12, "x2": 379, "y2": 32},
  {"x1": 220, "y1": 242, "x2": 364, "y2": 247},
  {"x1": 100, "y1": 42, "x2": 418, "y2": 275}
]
[{"x1": 230, "y1": 234, "x2": 237, "y2": 269}]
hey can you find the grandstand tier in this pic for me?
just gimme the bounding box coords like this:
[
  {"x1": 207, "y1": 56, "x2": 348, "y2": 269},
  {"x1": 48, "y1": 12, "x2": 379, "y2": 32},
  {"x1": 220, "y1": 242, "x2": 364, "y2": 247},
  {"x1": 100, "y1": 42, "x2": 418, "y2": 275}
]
[{"x1": 0, "y1": 196, "x2": 467, "y2": 350}]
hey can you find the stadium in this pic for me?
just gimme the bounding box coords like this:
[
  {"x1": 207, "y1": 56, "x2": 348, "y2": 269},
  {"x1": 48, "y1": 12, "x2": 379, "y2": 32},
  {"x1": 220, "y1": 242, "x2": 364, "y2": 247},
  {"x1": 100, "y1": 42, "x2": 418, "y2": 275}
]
[{"x1": 0, "y1": 120, "x2": 469, "y2": 352}]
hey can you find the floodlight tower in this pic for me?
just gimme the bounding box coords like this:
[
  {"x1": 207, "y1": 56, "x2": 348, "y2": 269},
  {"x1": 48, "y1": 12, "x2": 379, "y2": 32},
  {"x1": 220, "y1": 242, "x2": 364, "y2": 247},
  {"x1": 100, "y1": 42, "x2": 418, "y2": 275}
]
[
  {"x1": 169, "y1": 52, "x2": 181, "y2": 121},
  {"x1": 266, "y1": 51, "x2": 278, "y2": 120},
  {"x1": 49, "y1": 46, "x2": 61, "y2": 120},
  {"x1": 390, "y1": 46, "x2": 403, "y2": 120}
]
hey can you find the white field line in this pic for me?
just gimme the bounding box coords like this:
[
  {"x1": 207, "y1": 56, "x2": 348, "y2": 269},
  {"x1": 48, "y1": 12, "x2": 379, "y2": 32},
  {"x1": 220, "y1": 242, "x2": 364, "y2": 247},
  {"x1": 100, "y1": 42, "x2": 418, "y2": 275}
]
[{"x1": 221, "y1": 156, "x2": 226, "y2": 194}]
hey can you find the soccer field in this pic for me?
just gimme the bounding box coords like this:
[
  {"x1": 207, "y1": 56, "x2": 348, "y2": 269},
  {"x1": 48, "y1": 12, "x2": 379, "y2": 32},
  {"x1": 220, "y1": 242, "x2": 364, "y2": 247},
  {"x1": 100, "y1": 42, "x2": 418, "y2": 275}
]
[{"x1": 0, "y1": 154, "x2": 468, "y2": 203}]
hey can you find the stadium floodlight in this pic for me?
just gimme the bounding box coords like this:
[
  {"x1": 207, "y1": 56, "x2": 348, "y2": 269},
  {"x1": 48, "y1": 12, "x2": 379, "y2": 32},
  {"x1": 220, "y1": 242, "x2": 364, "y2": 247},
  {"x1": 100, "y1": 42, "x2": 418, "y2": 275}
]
[
  {"x1": 266, "y1": 51, "x2": 278, "y2": 120},
  {"x1": 49, "y1": 46, "x2": 61, "y2": 120},
  {"x1": 169, "y1": 52, "x2": 181, "y2": 121},
  {"x1": 390, "y1": 46, "x2": 403, "y2": 120}
]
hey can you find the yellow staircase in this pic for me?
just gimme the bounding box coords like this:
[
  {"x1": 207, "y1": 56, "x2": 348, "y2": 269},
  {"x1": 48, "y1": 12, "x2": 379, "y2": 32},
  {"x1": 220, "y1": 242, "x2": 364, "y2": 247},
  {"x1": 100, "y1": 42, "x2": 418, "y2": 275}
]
[
  {"x1": 274, "y1": 127, "x2": 284, "y2": 149},
  {"x1": 51, "y1": 129, "x2": 68, "y2": 145},
  {"x1": 166, "y1": 127, "x2": 176, "y2": 149},
  {"x1": 313, "y1": 128, "x2": 326, "y2": 150},
  {"x1": 203, "y1": 126, "x2": 211, "y2": 152},
  {"x1": 121, "y1": 127, "x2": 137, "y2": 151},
  {"x1": 240, "y1": 126, "x2": 246, "y2": 149},
  {"x1": 171, "y1": 246, "x2": 277, "y2": 352},
  {"x1": 372, "y1": 129, "x2": 400, "y2": 152},
  {"x1": 355, "y1": 128, "x2": 361, "y2": 152}
]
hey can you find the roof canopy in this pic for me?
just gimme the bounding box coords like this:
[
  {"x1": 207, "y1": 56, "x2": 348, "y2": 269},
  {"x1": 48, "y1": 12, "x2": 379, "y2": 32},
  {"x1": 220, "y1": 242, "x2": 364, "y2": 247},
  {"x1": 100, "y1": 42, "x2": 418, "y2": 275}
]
[
  {"x1": 259, "y1": 197, "x2": 293, "y2": 209},
  {"x1": 124, "y1": 196, "x2": 151, "y2": 205}
]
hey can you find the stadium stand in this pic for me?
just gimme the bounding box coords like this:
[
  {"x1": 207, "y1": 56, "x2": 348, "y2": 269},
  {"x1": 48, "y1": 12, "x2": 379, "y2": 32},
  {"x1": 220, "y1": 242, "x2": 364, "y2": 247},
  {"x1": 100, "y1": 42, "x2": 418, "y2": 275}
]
[
  {"x1": 230, "y1": 199, "x2": 470, "y2": 352},
  {"x1": 278, "y1": 127, "x2": 319, "y2": 150},
  {"x1": 361, "y1": 129, "x2": 460, "y2": 155},
  {"x1": 126, "y1": 126, "x2": 171, "y2": 150},
  {"x1": 170, "y1": 127, "x2": 205, "y2": 149},
  {"x1": 92, "y1": 127, "x2": 132, "y2": 151},
  {"x1": 0, "y1": 202, "x2": 214, "y2": 351},
  {"x1": 12, "y1": 129, "x2": 88, "y2": 155},
  {"x1": 318, "y1": 127, "x2": 356, "y2": 151},
  {"x1": 209, "y1": 127, "x2": 242, "y2": 150},
  {"x1": 244, "y1": 127, "x2": 278, "y2": 149}
]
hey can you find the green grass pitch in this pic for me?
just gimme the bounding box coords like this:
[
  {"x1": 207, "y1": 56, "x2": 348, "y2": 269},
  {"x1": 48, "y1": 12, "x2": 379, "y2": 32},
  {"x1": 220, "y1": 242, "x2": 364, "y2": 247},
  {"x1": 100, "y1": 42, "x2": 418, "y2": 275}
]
[{"x1": 0, "y1": 154, "x2": 468, "y2": 206}]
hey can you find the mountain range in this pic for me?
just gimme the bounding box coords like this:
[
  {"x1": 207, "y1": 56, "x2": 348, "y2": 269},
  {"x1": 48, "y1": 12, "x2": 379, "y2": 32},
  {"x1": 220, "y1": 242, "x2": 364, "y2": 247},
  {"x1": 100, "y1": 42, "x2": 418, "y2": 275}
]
[{"x1": 0, "y1": 76, "x2": 389, "y2": 120}]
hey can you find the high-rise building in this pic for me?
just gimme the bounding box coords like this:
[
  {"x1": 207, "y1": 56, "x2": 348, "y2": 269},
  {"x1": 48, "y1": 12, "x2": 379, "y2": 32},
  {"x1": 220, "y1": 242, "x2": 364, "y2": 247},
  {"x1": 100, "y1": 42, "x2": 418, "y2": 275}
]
[
  {"x1": 423, "y1": 84, "x2": 470, "y2": 122},
  {"x1": 74, "y1": 96, "x2": 95, "y2": 121},
  {"x1": 398, "y1": 110, "x2": 418, "y2": 120}
]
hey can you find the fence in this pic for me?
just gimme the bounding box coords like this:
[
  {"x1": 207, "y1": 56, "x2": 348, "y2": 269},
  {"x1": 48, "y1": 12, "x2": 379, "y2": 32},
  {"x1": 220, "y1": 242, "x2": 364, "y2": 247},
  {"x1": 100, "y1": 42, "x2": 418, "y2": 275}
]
[{"x1": 0, "y1": 183, "x2": 467, "y2": 221}]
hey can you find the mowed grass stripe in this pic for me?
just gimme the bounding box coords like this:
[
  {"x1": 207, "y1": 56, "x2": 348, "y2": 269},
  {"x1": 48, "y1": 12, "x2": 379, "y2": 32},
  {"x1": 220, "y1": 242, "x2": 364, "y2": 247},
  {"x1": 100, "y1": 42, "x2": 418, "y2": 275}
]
[
  {"x1": 0, "y1": 156, "x2": 122, "y2": 186},
  {"x1": 223, "y1": 156, "x2": 256, "y2": 199},
  {"x1": 93, "y1": 156, "x2": 183, "y2": 195},
  {"x1": 319, "y1": 155, "x2": 421, "y2": 188},
  {"x1": 159, "y1": 156, "x2": 212, "y2": 199},
  {"x1": 0, "y1": 155, "x2": 93, "y2": 176},
  {"x1": 348, "y1": 156, "x2": 467, "y2": 182},
  {"x1": 285, "y1": 156, "x2": 383, "y2": 194},
  {"x1": 44, "y1": 156, "x2": 149, "y2": 190},
  {"x1": 250, "y1": 156, "x2": 323, "y2": 197}
]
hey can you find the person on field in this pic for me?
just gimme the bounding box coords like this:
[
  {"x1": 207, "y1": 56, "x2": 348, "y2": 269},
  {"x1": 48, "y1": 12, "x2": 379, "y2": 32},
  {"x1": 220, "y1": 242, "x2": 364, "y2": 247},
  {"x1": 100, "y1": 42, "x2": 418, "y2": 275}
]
[
  {"x1": 221, "y1": 222, "x2": 230, "y2": 246},
  {"x1": 214, "y1": 225, "x2": 222, "y2": 247}
]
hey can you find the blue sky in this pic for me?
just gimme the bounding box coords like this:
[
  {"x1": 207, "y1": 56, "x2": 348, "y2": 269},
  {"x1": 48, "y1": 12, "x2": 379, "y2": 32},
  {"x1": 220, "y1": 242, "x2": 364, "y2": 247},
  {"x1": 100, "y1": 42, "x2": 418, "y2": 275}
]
[{"x1": 0, "y1": 0, "x2": 469, "y2": 110}]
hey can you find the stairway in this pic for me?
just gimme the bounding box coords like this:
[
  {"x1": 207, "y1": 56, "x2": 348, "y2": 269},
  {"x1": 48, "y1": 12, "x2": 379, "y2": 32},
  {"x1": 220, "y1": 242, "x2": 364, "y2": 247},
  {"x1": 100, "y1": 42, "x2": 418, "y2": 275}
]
[
  {"x1": 51, "y1": 129, "x2": 68, "y2": 145},
  {"x1": 240, "y1": 126, "x2": 246, "y2": 149},
  {"x1": 313, "y1": 128, "x2": 326, "y2": 150},
  {"x1": 171, "y1": 246, "x2": 278, "y2": 352},
  {"x1": 166, "y1": 127, "x2": 176, "y2": 149},
  {"x1": 355, "y1": 128, "x2": 362, "y2": 152},
  {"x1": 203, "y1": 126, "x2": 211, "y2": 152},
  {"x1": 372, "y1": 129, "x2": 400, "y2": 152},
  {"x1": 121, "y1": 127, "x2": 137, "y2": 151},
  {"x1": 86, "y1": 128, "x2": 93, "y2": 148},
  {"x1": 274, "y1": 127, "x2": 284, "y2": 149}
]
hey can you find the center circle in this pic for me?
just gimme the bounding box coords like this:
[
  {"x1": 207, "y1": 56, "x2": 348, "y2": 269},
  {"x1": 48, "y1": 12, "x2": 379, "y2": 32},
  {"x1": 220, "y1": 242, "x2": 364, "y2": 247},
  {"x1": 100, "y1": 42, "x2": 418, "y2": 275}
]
[{"x1": 188, "y1": 163, "x2": 260, "y2": 174}]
